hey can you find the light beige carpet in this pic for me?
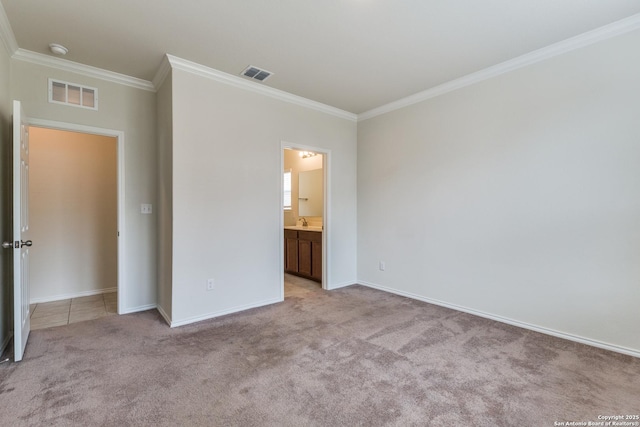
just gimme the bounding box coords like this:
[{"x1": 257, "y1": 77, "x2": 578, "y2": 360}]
[{"x1": 1, "y1": 278, "x2": 638, "y2": 426}]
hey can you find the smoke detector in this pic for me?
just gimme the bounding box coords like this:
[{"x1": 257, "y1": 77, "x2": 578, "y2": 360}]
[
  {"x1": 49, "y1": 43, "x2": 68, "y2": 56},
  {"x1": 241, "y1": 65, "x2": 273, "y2": 82}
]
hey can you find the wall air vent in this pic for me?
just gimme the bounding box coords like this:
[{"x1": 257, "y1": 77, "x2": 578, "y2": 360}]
[
  {"x1": 241, "y1": 65, "x2": 273, "y2": 82},
  {"x1": 48, "y1": 78, "x2": 98, "y2": 110}
]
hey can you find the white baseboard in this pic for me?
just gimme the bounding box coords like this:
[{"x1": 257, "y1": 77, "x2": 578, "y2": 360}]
[
  {"x1": 119, "y1": 303, "x2": 157, "y2": 315},
  {"x1": 358, "y1": 280, "x2": 640, "y2": 359},
  {"x1": 156, "y1": 304, "x2": 172, "y2": 326},
  {"x1": 170, "y1": 297, "x2": 283, "y2": 328},
  {"x1": 327, "y1": 281, "x2": 356, "y2": 290},
  {"x1": 30, "y1": 287, "x2": 117, "y2": 304}
]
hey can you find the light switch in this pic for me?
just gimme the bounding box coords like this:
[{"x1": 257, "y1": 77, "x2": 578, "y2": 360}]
[{"x1": 141, "y1": 204, "x2": 152, "y2": 214}]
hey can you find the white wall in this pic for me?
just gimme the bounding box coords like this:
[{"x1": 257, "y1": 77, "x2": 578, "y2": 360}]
[
  {"x1": 0, "y1": 32, "x2": 12, "y2": 353},
  {"x1": 168, "y1": 67, "x2": 357, "y2": 325},
  {"x1": 357, "y1": 30, "x2": 640, "y2": 354},
  {"x1": 11, "y1": 60, "x2": 158, "y2": 313},
  {"x1": 156, "y1": 71, "x2": 173, "y2": 321},
  {"x1": 29, "y1": 127, "x2": 117, "y2": 302}
]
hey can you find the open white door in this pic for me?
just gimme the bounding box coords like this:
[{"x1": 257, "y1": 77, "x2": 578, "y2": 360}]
[{"x1": 12, "y1": 100, "x2": 31, "y2": 361}]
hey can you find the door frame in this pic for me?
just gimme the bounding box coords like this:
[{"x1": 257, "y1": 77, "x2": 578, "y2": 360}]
[
  {"x1": 28, "y1": 118, "x2": 125, "y2": 314},
  {"x1": 280, "y1": 141, "x2": 331, "y2": 297}
]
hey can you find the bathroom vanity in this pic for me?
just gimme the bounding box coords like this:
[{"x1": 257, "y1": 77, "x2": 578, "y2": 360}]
[{"x1": 284, "y1": 226, "x2": 322, "y2": 282}]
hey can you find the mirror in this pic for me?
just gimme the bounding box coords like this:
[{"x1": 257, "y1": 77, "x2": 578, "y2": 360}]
[{"x1": 298, "y1": 168, "x2": 323, "y2": 216}]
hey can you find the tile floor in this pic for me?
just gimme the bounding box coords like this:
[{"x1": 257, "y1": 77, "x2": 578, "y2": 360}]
[
  {"x1": 28, "y1": 276, "x2": 312, "y2": 331},
  {"x1": 284, "y1": 273, "x2": 322, "y2": 297},
  {"x1": 29, "y1": 293, "x2": 117, "y2": 330}
]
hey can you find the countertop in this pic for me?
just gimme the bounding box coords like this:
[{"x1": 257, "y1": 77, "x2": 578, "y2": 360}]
[{"x1": 284, "y1": 225, "x2": 323, "y2": 232}]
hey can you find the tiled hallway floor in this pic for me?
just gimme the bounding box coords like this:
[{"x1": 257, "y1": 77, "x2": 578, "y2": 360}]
[
  {"x1": 29, "y1": 293, "x2": 117, "y2": 330},
  {"x1": 284, "y1": 273, "x2": 322, "y2": 297}
]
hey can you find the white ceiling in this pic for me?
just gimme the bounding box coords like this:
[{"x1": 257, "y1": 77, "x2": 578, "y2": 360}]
[{"x1": 2, "y1": 0, "x2": 640, "y2": 114}]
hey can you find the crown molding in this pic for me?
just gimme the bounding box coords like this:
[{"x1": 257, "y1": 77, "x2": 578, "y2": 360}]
[
  {"x1": 0, "y1": 1, "x2": 18, "y2": 55},
  {"x1": 12, "y1": 49, "x2": 155, "y2": 92},
  {"x1": 358, "y1": 13, "x2": 640, "y2": 121},
  {"x1": 2, "y1": 0, "x2": 155, "y2": 92},
  {"x1": 166, "y1": 54, "x2": 357, "y2": 122},
  {"x1": 152, "y1": 55, "x2": 172, "y2": 89}
]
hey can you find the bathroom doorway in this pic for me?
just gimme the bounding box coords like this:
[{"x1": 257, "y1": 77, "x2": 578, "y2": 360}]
[{"x1": 281, "y1": 144, "x2": 329, "y2": 298}]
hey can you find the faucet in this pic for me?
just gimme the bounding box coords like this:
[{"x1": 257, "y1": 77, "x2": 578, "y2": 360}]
[{"x1": 299, "y1": 217, "x2": 308, "y2": 227}]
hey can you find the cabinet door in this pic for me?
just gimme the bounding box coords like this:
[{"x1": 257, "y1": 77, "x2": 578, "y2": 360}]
[
  {"x1": 284, "y1": 230, "x2": 298, "y2": 273},
  {"x1": 298, "y1": 239, "x2": 312, "y2": 276},
  {"x1": 311, "y1": 240, "x2": 322, "y2": 281}
]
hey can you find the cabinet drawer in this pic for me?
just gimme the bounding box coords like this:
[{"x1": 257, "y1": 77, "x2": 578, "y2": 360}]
[
  {"x1": 284, "y1": 229, "x2": 298, "y2": 240},
  {"x1": 298, "y1": 230, "x2": 321, "y2": 242}
]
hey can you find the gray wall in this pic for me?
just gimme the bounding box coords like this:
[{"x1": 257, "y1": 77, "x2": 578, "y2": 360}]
[
  {"x1": 167, "y1": 67, "x2": 357, "y2": 325},
  {"x1": 156, "y1": 71, "x2": 173, "y2": 322},
  {"x1": 0, "y1": 33, "x2": 11, "y2": 354},
  {"x1": 10, "y1": 60, "x2": 158, "y2": 313},
  {"x1": 357, "y1": 29, "x2": 640, "y2": 354}
]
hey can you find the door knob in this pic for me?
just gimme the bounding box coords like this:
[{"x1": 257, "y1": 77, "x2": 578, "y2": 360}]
[
  {"x1": 2, "y1": 241, "x2": 13, "y2": 249},
  {"x1": 20, "y1": 240, "x2": 32, "y2": 248}
]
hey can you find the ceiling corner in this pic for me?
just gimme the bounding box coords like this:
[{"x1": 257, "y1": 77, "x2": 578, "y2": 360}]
[
  {"x1": 152, "y1": 54, "x2": 172, "y2": 90},
  {"x1": 0, "y1": 1, "x2": 18, "y2": 55}
]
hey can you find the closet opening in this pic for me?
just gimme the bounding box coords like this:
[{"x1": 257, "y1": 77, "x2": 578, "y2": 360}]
[{"x1": 27, "y1": 125, "x2": 122, "y2": 330}]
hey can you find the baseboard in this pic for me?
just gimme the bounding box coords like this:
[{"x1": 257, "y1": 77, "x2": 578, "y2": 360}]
[
  {"x1": 156, "y1": 304, "x2": 172, "y2": 326},
  {"x1": 327, "y1": 281, "x2": 356, "y2": 290},
  {"x1": 30, "y1": 287, "x2": 117, "y2": 304},
  {"x1": 119, "y1": 303, "x2": 157, "y2": 315},
  {"x1": 170, "y1": 297, "x2": 283, "y2": 328},
  {"x1": 358, "y1": 280, "x2": 640, "y2": 359}
]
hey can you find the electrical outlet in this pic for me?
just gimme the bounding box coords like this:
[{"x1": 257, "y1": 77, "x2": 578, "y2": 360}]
[
  {"x1": 140, "y1": 204, "x2": 152, "y2": 214},
  {"x1": 207, "y1": 278, "x2": 215, "y2": 291},
  {"x1": 379, "y1": 261, "x2": 386, "y2": 271}
]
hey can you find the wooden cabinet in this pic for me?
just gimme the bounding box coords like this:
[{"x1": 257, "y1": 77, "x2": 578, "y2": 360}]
[
  {"x1": 284, "y1": 230, "x2": 298, "y2": 272},
  {"x1": 311, "y1": 241, "x2": 322, "y2": 281},
  {"x1": 284, "y1": 229, "x2": 322, "y2": 282},
  {"x1": 298, "y1": 238, "x2": 312, "y2": 276}
]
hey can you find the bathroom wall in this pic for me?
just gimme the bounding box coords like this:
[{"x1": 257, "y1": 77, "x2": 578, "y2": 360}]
[{"x1": 283, "y1": 149, "x2": 323, "y2": 227}]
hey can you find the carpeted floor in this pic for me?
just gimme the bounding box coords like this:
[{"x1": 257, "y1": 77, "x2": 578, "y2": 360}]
[{"x1": 1, "y1": 276, "x2": 639, "y2": 426}]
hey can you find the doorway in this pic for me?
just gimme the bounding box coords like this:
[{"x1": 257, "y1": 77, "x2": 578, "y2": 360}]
[
  {"x1": 281, "y1": 144, "x2": 329, "y2": 298},
  {"x1": 27, "y1": 119, "x2": 125, "y2": 326},
  {"x1": 28, "y1": 127, "x2": 117, "y2": 328}
]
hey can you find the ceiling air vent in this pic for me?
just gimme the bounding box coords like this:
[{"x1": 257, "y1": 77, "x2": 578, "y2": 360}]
[{"x1": 241, "y1": 65, "x2": 273, "y2": 82}]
